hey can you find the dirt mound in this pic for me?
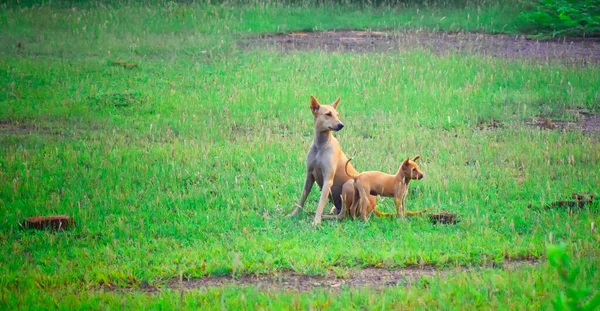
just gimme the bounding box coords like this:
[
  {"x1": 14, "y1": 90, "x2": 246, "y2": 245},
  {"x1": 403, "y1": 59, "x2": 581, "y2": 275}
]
[{"x1": 241, "y1": 30, "x2": 600, "y2": 62}]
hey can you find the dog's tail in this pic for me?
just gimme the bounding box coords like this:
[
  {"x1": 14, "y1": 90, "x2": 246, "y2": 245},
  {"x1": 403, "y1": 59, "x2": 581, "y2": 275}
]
[{"x1": 345, "y1": 158, "x2": 358, "y2": 180}]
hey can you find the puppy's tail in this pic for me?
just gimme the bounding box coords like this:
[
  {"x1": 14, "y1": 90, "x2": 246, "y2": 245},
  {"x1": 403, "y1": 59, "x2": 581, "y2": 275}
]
[
  {"x1": 404, "y1": 208, "x2": 431, "y2": 216},
  {"x1": 345, "y1": 158, "x2": 358, "y2": 180}
]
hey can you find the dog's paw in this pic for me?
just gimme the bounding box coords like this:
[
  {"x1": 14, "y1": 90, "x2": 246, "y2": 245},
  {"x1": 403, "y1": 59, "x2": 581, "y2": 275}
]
[{"x1": 312, "y1": 218, "x2": 322, "y2": 228}]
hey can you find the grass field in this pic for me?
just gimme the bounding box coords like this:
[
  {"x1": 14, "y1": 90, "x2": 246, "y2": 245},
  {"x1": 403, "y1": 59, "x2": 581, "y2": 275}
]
[{"x1": 1, "y1": 1, "x2": 600, "y2": 310}]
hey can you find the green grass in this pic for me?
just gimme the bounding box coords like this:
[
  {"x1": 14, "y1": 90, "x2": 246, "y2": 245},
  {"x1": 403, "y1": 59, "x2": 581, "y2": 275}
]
[{"x1": 1, "y1": 1, "x2": 600, "y2": 310}]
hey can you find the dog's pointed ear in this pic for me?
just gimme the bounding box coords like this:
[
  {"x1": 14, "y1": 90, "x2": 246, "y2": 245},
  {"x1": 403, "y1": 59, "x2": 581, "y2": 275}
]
[
  {"x1": 331, "y1": 97, "x2": 341, "y2": 109},
  {"x1": 412, "y1": 155, "x2": 421, "y2": 162},
  {"x1": 310, "y1": 95, "x2": 320, "y2": 113},
  {"x1": 403, "y1": 157, "x2": 411, "y2": 166}
]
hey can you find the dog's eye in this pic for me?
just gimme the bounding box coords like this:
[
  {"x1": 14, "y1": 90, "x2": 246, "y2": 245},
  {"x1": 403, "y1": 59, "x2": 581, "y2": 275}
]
[{"x1": 325, "y1": 112, "x2": 332, "y2": 117}]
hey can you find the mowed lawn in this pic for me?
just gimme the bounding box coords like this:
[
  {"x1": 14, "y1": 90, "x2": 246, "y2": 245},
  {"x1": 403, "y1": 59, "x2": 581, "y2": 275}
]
[{"x1": 1, "y1": 1, "x2": 599, "y2": 310}]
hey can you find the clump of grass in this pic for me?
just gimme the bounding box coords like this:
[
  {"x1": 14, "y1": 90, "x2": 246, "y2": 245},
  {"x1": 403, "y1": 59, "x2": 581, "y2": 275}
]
[
  {"x1": 547, "y1": 244, "x2": 600, "y2": 310},
  {"x1": 517, "y1": 0, "x2": 600, "y2": 38},
  {"x1": 88, "y1": 92, "x2": 145, "y2": 108}
]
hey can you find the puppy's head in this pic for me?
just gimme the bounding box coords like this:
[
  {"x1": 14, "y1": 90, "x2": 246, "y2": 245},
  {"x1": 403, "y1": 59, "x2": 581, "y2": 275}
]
[
  {"x1": 310, "y1": 95, "x2": 344, "y2": 132},
  {"x1": 400, "y1": 156, "x2": 424, "y2": 180}
]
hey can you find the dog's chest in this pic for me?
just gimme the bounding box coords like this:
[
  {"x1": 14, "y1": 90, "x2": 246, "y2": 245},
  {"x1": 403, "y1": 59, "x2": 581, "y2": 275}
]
[{"x1": 306, "y1": 144, "x2": 333, "y2": 169}]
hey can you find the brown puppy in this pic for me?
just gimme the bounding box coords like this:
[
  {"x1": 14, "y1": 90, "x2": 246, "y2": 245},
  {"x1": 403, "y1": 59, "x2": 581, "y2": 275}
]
[
  {"x1": 288, "y1": 95, "x2": 377, "y2": 227},
  {"x1": 349, "y1": 156, "x2": 429, "y2": 221},
  {"x1": 323, "y1": 175, "x2": 377, "y2": 221}
]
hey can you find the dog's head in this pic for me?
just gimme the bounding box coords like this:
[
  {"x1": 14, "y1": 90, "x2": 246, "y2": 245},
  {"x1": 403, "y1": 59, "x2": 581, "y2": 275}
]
[
  {"x1": 310, "y1": 95, "x2": 344, "y2": 132},
  {"x1": 400, "y1": 156, "x2": 424, "y2": 180}
]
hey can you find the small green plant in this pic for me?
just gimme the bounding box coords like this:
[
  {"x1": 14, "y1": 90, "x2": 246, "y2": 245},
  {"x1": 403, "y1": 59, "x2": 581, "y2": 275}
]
[
  {"x1": 547, "y1": 244, "x2": 600, "y2": 311},
  {"x1": 519, "y1": 0, "x2": 600, "y2": 38}
]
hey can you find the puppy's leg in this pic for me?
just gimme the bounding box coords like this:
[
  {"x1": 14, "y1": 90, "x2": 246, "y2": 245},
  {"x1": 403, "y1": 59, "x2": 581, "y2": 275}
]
[
  {"x1": 329, "y1": 206, "x2": 337, "y2": 214},
  {"x1": 349, "y1": 183, "x2": 361, "y2": 219},
  {"x1": 394, "y1": 184, "x2": 407, "y2": 218},
  {"x1": 394, "y1": 196, "x2": 405, "y2": 219},
  {"x1": 340, "y1": 180, "x2": 354, "y2": 218},
  {"x1": 331, "y1": 188, "x2": 344, "y2": 215},
  {"x1": 357, "y1": 183, "x2": 370, "y2": 222},
  {"x1": 394, "y1": 186, "x2": 428, "y2": 217},
  {"x1": 289, "y1": 171, "x2": 314, "y2": 217},
  {"x1": 323, "y1": 195, "x2": 347, "y2": 220}
]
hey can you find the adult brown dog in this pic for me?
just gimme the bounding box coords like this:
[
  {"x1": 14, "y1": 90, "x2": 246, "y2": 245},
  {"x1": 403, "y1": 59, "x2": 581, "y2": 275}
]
[{"x1": 288, "y1": 95, "x2": 376, "y2": 227}]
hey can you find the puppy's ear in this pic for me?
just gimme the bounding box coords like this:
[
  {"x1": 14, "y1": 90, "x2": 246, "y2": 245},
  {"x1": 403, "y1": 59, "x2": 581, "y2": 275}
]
[
  {"x1": 412, "y1": 155, "x2": 421, "y2": 162},
  {"x1": 310, "y1": 95, "x2": 320, "y2": 114},
  {"x1": 403, "y1": 157, "x2": 410, "y2": 166},
  {"x1": 331, "y1": 97, "x2": 341, "y2": 109}
]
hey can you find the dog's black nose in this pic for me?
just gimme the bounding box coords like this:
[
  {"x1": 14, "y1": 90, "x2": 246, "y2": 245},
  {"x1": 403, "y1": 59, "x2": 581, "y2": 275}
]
[{"x1": 337, "y1": 123, "x2": 344, "y2": 130}]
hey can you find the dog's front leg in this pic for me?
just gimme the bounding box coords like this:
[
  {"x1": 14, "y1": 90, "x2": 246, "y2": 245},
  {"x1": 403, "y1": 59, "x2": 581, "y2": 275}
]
[
  {"x1": 394, "y1": 196, "x2": 404, "y2": 218},
  {"x1": 289, "y1": 171, "x2": 315, "y2": 217},
  {"x1": 313, "y1": 172, "x2": 334, "y2": 228},
  {"x1": 394, "y1": 184, "x2": 407, "y2": 218}
]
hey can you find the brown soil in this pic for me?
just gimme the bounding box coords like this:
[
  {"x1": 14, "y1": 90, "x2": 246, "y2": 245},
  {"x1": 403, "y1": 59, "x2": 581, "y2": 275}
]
[
  {"x1": 529, "y1": 110, "x2": 600, "y2": 135},
  {"x1": 0, "y1": 118, "x2": 103, "y2": 138},
  {"x1": 124, "y1": 259, "x2": 540, "y2": 293},
  {"x1": 476, "y1": 119, "x2": 504, "y2": 130},
  {"x1": 241, "y1": 30, "x2": 600, "y2": 62},
  {"x1": 0, "y1": 119, "x2": 43, "y2": 135},
  {"x1": 166, "y1": 267, "x2": 438, "y2": 293},
  {"x1": 21, "y1": 215, "x2": 76, "y2": 231},
  {"x1": 583, "y1": 114, "x2": 600, "y2": 134}
]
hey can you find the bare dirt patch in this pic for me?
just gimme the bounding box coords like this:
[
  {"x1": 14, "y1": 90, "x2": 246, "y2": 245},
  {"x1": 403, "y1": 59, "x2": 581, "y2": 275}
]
[
  {"x1": 123, "y1": 259, "x2": 540, "y2": 293},
  {"x1": 241, "y1": 30, "x2": 600, "y2": 62},
  {"x1": 0, "y1": 118, "x2": 104, "y2": 140},
  {"x1": 528, "y1": 110, "x2": 600, "y2": 134},
  {"x1": 583, "y1": 114, "x2": 600, "y2": 134},
  {"x1": 528, "y1": 192, "x2": 598, "y2": 211},
  {"x1": 476, "y1": 118, "x2": 505, "y2": 130},
  {"x1": 167, "y1": 267, "x2": 438, "y2": 293},
  {"x1": 0, "y1": 119, "x2": 52, "y2": 136}
]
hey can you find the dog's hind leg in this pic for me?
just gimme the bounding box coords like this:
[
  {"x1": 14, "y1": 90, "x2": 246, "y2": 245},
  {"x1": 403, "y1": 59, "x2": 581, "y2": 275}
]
[
  {"x1": 357, "y1": 183, "x2": 370, "y2": 222},
  {"x1": 289, "y1": 171, "x2": 314, "y2": 217},
  {"x1": 322, "y1": 194, "x2": 348, "y2": 220},
  {"x1": 349, "y1": 185, "x2": 361, "y2": 219}
]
